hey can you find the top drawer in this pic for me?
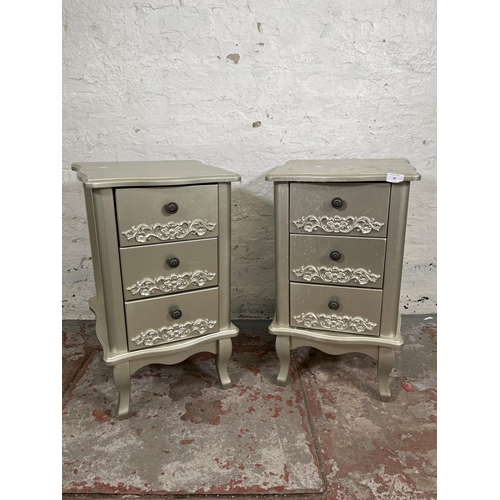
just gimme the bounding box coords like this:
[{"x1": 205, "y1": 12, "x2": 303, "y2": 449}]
[
  {"x1": 116, "y1": 185, "x2": 218, "y2": 247},
  {"x1": 289, "y1": 182, "x2": 390, "y2": 238}
]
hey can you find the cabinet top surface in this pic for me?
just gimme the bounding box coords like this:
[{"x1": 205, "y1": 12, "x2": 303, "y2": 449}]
[
  {"x1": 71, "y1": 160, "x2": 241, "y2": 188},
  {"x1": 265, "y1": 158, "x2": 421, "y2": 182}
]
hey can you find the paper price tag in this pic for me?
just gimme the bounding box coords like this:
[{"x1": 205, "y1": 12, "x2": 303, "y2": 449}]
[{"x1": 386, "y1": 173, "x2": 405, "y2": 183}]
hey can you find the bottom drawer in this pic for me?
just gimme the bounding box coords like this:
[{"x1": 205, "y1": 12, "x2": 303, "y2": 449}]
[
  {"x1": 125, "y1": 288, "x2": 219, "y2": 351},
  {"x1": 290, "y1": 283, "x2": 382, "y2": 337}
]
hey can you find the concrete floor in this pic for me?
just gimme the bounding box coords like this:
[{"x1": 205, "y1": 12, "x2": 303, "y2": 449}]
[{"x1": 62, "y1": 315, "x2": 436, "y2": 499}]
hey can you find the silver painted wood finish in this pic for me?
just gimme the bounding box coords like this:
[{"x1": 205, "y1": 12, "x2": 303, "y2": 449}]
[
  {"x1": 216, "y1": 338, "x2": 233, "y2": 389},
  {"x1": 217, "y1": 183, "x2": 232, "y2": 331},
  {"x1": 120, "y1": 238, "x2": 218, "y2": 300},
  {"x1": 92, "y1": 188, "x2": 128, "y2": 354},
  {"x1": 379, "y1": 182, "x2": 410, "y2": 339},
  {"x1": 265, "y1": 158, "x2": 421, "y2": 183},
  {"x1": 290, "y1": 283, "x2": 382, "y2": 337},
  {"x1": 72, "y1": 160, "x2": 241, "y2": 188},
  {"x1": 83, "y1": 186, "x2": 104, "y2": 303},
  {"x1": 125, "y1": 288, "x2": 219, "y2": 351},
  {"x1": 113, "y1": 363, "x2": 131, "y2": 420},
  {"x1": 73, "y1": 160, "x2": 240, "y2": 419},
  {"x1": 378, "y1": 347, "x2": 396, "y2": 402},
  {"x1": 290, "y1": 234, "x2": 386, "y2": 288},
  {"x1": 274, "y1": 183, "x2": 290, "y2": 327},
  {"x1": 268, "y1": 319, "x2": 403, "y2": 348},
  {"x1": 116, "y1": 184, "x2": 219, "y2": 247},
  {"x1": 266, "y1": 158, "x2": 420, "y2": 402},
  {"x1": 290, "y1": 182, "x2": 390, "y2": 238},
  {"x1": 275, "y1": 336, "x2": 291, "y2": 386}
]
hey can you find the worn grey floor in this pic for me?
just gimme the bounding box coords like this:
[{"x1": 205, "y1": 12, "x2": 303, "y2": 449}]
[{"x1": 62, "y1": 315, "x2": 437, "y2": 499}]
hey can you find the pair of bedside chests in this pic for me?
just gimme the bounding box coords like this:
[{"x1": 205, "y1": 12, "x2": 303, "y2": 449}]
[{"x1": 72, "y1": 159, "x2": 421, "y2": 420}]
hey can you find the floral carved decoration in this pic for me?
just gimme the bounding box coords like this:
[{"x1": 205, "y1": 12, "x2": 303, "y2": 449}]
[
  {"x1": 293, "y1": 312, "x2": 377, "y2": 333},
  {"x1": 122, "y1": 219, "x2": 216, "y2": 243},
  {"x1": 292, "y1": 265, "x2": 380, "y2": 285},
  {"x1": 292, "y1": 215, "x2": 384, "y2": 235},
  {"x1": 127, "y1": 270, "x2": 216, "y2": 297},
  {"x1": 132, "y1": 319, "x2": 217, "y2": 347}
]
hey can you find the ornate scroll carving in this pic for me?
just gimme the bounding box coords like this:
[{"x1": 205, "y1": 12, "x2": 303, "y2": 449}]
[
  {"x1": 292, "y1": 215, "x2": 384, "y2": 235},
  {"x1": 293, "y1": 312, "x2": 377, "y2": 333},
  {"x1": 292, "y1": 265, "x2": 380, "y2": 285},
  {"x1": 132, "y1": 319, "x2": 217, "y2": 347},
  {"x1": 127, "y1": 270, "x2": 216, "y2": 297},
  {"x1": 122, "y1": 219, "x2": 216, "y2": 243}
]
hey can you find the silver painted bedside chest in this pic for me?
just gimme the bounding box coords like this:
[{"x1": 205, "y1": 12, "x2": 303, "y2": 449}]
[
  {"x1": 72, "y1": 160, "x2": 240, "y2": 419},
  {"x1": 265, "y1": 159, "x2": 421, "y2": 401}
]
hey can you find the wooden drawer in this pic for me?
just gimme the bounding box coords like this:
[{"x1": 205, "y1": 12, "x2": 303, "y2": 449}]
[
  {"x1": 289, "y1": 182, "x2": 390, "y2": 238},
  {"x1": 290, "y1": 283, "x2": 382, "y2": 336},
  {"x1": 289, "y1": 234, "x2": 386, "y2": 289},
  {"x1": 120, "y1": 238, "x2": 218, "y2": 301},
  {"x1": 125, "y1": 288, "x2": 219, "y2": 351},
  {"x1": 116, "y1": 184, "x2": 218, "y2": 247}
]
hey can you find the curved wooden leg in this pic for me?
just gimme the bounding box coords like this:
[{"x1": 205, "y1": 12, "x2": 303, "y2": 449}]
[
  {"x1": 275, "y1": 335, "x2": 291, "y2": 387},
  {"x1": 216, "y1": 338, "x2": 232, "y2": 389},
  {"x1": 377, "y1": 347, "x2": 395, "y2": 402},
  {"x1": 113, "y1": 362, "x2": 131, "y2": 420}
]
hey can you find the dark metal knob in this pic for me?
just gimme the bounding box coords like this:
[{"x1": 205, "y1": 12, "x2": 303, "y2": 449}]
[
  {"x1": 330, "y1": 251, "x2": 341, "y2": 261},
  {"x1": 331, "y1": 197, "x2": 343, "y2": 209},
  {"x1": 167, "y1": 257, "x2": 180, "y2": 268},
  {"x1": 171, "y1": 309, "x2": 182, "y2": 320},
  {"x1": 328, "y1": 301, "x2": 339, "y2": 311},
  {"x1": 165, "y1": 202, "x2": 178, "y2": 214}
]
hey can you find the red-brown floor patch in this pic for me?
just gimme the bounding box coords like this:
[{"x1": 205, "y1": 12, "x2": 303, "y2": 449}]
[
  {"x1": 62, "y1": 331, "x2": 324, "y2": 495},
  {"x1": 62, "y1": 321, "x2": 101, "y2": 396},
  {"x1": 62, "y1": 316, "x2": 436, "y2": 498},
  {"x1": 294, "y1": 315, "x2": 437, "y2": 499}
]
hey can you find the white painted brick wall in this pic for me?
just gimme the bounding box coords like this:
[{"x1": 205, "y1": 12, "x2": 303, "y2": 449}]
[{"x1": 62, "y1": 0, "x2": 437, "y2": 319}]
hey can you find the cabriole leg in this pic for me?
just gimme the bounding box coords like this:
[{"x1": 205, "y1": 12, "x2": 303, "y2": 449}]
[
  {"x1": 377, "y1": 347, "x2": 395, "y2": 402},
  {"x1": 276, "y1": 335, "x2": 291, "y2": 386},
  {"x1": 113, "y1": 362, "x2": 131, "y2": 420},
  {"x1": 216, "y1": 338, "x2": 232, "y2": 389}
]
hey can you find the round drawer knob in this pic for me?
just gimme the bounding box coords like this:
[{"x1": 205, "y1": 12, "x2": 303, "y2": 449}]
[
  {"x1": 330, "y1": 250, "x2": 341, "y2": 261},
  {"x1": 171, "y1": 309, "x2": 182, "y2": 320},
  {"x1": 167, "y1": 257, "x2": 180, "y2": 268},
  {"x1": 328, "y1": 301, "x2": 340, "y2": 311},
  {"x1": 331, "y1": 197, "x2": 343, "y2": 209},
  {"x1": 165, "y1": 202, "x2": 179, "y2": 214}
]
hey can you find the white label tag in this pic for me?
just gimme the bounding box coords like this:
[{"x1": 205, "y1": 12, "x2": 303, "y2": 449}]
[{"x1": 386, "y1": 173, "x2": 404, "y2": 183}]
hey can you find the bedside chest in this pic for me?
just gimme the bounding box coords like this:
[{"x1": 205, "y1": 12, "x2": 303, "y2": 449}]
[
  {"x1": 265, "y1": 159, "x2": 421, "y2": 401},
  {"x1": 72, "y1": 160, "x2": 240, "y2": 419}
]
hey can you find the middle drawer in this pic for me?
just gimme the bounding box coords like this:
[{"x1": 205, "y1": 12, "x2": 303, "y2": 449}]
[
  {"x1": 120, "y1": 239, "x2": 218, "y2": 301},
  {"x1": 290, "y1": 234, "x2": 386, "y2": 289}
]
